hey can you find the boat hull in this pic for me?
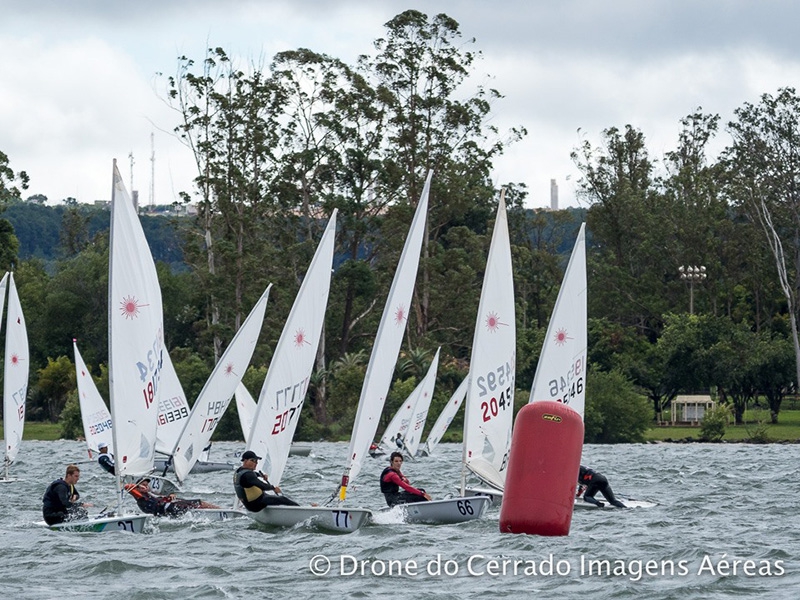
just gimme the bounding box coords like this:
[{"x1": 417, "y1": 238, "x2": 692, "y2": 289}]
[
  {"x1": 464, "y1": 485, "x2": 503, "y2": 507},
  {"x1": 153, "y1": 459, "x2": 234, "y2": 474},
  {"x1": 190, "y1": 508, "x2": 248, "y2": 521},
  {"x1": 574, "y1": 498, "x2": 655, "y2": 510},
  {"x1": 387, "y1": 496, "x2": 491, "y2": 524},
  {"x1": 289, "y1": 442, "x2": 312, "y2": 457},
  {"x1": 44, "y1": 514, "x2": 148, "y2": 533},
  {"x1": 248, "y1": 505, "x2": 372, "y2": 533}
]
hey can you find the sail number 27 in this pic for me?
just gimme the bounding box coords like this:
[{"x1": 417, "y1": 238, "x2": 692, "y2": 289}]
[{"x1": 477, "y1": 361, "x2": 514, "y2": 423}]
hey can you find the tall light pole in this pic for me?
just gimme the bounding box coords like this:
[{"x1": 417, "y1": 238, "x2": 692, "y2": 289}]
[{"x1": 679, "y1": 265, "x2": 707, "y2": 315}]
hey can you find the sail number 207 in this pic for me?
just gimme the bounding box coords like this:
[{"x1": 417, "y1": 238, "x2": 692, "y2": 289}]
[{"x1": 477, "y1": 361, "x2": 514, "y2": 423}]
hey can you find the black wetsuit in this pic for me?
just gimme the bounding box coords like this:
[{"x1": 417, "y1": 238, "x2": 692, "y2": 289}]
[
  {"x1": 379, "y1": 466, "x2": 427, "y2": 507},
  {"x1": 125, "y1": 486, "x2": 203, "y2": 517},
  {"x1": 98, "y1": 453, "x2": 115, "y2": 475},
  {"x1": 578, "y1": 466, "x2": 626, "y2": 508},
  {"x1": 233, "y1": 467, "x2": 299, "y2": 511},
  {"x1": 42, "y1": 479, "x2": 87, "y2": 525}
]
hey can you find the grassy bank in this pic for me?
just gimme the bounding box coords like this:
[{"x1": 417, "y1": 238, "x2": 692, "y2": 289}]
[
  {"x1": 8, "y1": 409, "x2": 800, "y2": 444},
  {"x1": 645, "y1": 409, "x2": 800, "y2": 442}
]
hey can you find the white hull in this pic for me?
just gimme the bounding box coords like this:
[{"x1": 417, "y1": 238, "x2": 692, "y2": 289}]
[
  {"x1": 190, "y1": 508, "x2": 248, "y2": 521},
  {"x1": 44, "y1": 514, "x2": 148, "y2": 533},
  {"x1": 153, "y1": 459, "x2": 234, "y2": 474},
  {"x1": 464, "y1": 485, "x2": 503, "y2": 507},
  {"x1": 0, "y1": 477, "x2": 21, "y2": 483},
  {"x1": 384, "y1": 496, "x2": 491, "y2": 524},
  {"x1": 289, "y1": 442, "x2": 312, "y2": 457},
  {"x1": 248, "y1": 505, "x2": 372, "y2": 533},
  {"x1": 574, "y1": 498, "x2": 656, "y2": 510}
]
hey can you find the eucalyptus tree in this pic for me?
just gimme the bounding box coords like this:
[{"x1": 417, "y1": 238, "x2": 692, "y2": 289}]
[
  {"x1": 362, "y1": 10, "x2": 525, "y2": 339},
  {"x1": 166, "y1": 48, "x2": 283, "y2": 362},
  {"x1": 573, "y1": 125, "x2": 664, "y2": 337},
  {"x1": 723, "y1": 87, "x2": 800, "y2": 388},
  {"x1": 0, "y1": 149, "x2": 26, "y2": 268}
]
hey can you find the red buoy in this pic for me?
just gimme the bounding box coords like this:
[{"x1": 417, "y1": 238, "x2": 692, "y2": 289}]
[{"x1": 499, "y1": 401, "x2": 584, "y2": 536}]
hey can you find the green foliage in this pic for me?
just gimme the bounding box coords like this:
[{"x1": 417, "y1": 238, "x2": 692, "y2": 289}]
[
  {"x1": 699, "y1": 403, "x2": 730, "y2": 442},
  {"x1": 584, "y1": 370, "x2": 652, "y2": 443},
  {"x1": 31, "y1": 355, "x2": 75, "y2": 422},
  {"x1": 58, "y1": 391, "x2": 83, "y2": 440}
]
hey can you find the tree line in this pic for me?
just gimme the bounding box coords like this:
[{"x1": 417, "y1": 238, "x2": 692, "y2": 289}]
[{"x1": 1, "y1": 10, "x2": 799, "y2": 443}]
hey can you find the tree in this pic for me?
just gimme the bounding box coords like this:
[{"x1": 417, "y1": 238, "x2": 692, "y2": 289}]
[
  {"x1": 584, "y1": 369, "x2": 651, "y2": 443},
  {"x1": 723, "y1": 87, "x2": 800, "y2": 390},
  {"x1": 0, "y1": 149, "x2": 29, "y2": 205},
  {"x1": 573, "y1": 125, "x2": 665, "y2": 337}
]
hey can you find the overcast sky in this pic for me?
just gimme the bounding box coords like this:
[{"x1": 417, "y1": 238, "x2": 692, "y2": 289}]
[{"x1": 2, "y1": 0, "x2": 799, "y2": 209}]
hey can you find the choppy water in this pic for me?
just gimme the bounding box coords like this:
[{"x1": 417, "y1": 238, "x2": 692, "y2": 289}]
[{"x1": 1, "y1": 441, "x2": 796, "y2": 599}]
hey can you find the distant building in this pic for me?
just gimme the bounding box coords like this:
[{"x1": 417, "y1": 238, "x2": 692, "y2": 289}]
[{"x1": 550, "y1": 179, "x2": 558, "y2": 211}]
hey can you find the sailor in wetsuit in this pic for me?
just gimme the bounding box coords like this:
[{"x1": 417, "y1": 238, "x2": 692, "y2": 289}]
[
  {"x1": 97, "y1": 441, "x2": 115, "y2": 474},
  {"x1": 42, "y1": 464, "x2": 92, "y2": 525},
  {"x1": 578, "y1": 465, "x2": 626, "y2": 508},
  {"x1": 233, "y1": 450, "x2": 299, "y2": 511},
  {"x1": 124, "y1": 478, "x2": 219, "y2": 517},
  {"x1": 380, "y1": 451, "x2": 431, "y2": 507}
]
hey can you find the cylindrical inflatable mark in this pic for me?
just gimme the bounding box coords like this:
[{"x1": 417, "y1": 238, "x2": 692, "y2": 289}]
[{"x1": 499, "y1": 401, "x2": 584, "y2": 536}]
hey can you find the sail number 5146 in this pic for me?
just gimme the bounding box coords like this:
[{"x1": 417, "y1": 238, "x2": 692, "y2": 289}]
[{"x1": 547, "y1": 358, "x2": 584, "y2": 404}]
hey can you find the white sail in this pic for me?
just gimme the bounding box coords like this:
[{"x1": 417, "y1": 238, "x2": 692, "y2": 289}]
[
  {"x1": 338, "y1": 172, "x2": 431, "y2": 501},
  {"x1": 401, "y1": 347, "x2": 440, "y2": 457},
  {"x1": 108, "y1": 160, "x2": 164, "y2": 478},
  {"x1": 3, "y1": 273, "x2": 28, "y2": 466},
  {"x1": 379, "y1": 392, "x2": 419, "y2": 453},
  {"x1": 421, "y1": 376, "x2": 467, "y2": 456},
  {"x1": 461, "y1": 194, "x2": 516, "y2": 493},
  {"x1": 235, "y1": 382, "x2": 257, "y2": 444},
  {"x1": 247, "y1": 211, "x2": 337, "y2": 487},
  {"x1": 154, "y1": 349, "x2": 191, "y2": 454},
  {"x1": 529, "y1": 223, "x2": 587, "y2": 419},
  {"x1": 170, "y1": 285, "x2": 271, "y2": 482},
  {"x1": 73, "y1": 340, "x2": 113, "y2": 456}
]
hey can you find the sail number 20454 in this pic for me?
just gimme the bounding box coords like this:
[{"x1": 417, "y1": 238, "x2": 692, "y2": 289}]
[{"x1": 476, "y1": 361, "x2": 514, "y2": 423}]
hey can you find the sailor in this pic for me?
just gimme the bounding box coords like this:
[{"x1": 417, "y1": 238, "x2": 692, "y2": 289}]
[
  {"x1": 577, "y1": 465, "x2": 626, "y2": 508},
  {"x1": 233, "y1": 450, "x2": 299, "y2": 511},
  {"x1": 380, "y1": 451, "x2": 431, "y2": 507},
  {"x1": 124, "y1": 478, "x2": 219, "y2": 517},
  {"x1": 97, "y1": 441, "x2": 115, "y2": 475},
  {"x1": 42, "y1": 464, "x2": 93, "y2": 525}
]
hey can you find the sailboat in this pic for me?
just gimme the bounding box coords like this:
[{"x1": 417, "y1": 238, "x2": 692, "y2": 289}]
[
  {"x1": 50, "y1": 162, "x2": 157, "y2": 533},
  {"x1": 235, "y1": 383, "x2": 312, "y2": 456},
  {"x1": 459, "y1": 192, "x2": 516, "y2": 506},
  {"x1": 418, "y1": 377, "x2": 466, "y2": 457},
  {"x1": 238, "y1": 212, "x2": 365, "y2": 532},
  {"x1": 526, "y1": 224, "x2": 589, "y2": 509},
  {"x1": 166, "y1": 285, "x2": 271, "y2": 484},
  {"x1": 529, "y1": 223, "x2": 587, "y2": 415},
  {"x1": 74, "y1": 340, "x2": 113, "y2": 458},
  {"x1": 383, "y1": 347, "x2": 440, "y2": 458},
  {"x1": 1, "y1": 272, "x2": 28, "y2": 483},
  {"x1": 468, "y1": 222, "x2": 587, "y2": 508},
  {"x1": 334, "y1": 172, "x2": 487, "y2": 526}
]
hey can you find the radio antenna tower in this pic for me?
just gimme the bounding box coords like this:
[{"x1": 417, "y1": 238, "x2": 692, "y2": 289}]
[
  {"x1": 128, "y1": 151, "x2": 134, "y2": 192},
  {"x1": 149, "y1": 132, "x2": 155, "y2": 208}
]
